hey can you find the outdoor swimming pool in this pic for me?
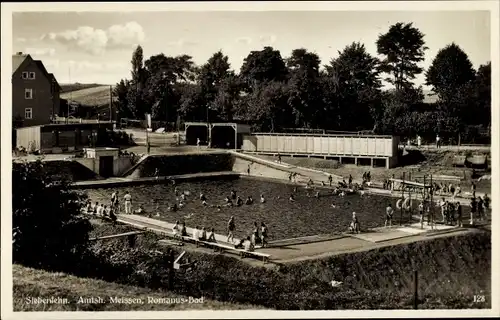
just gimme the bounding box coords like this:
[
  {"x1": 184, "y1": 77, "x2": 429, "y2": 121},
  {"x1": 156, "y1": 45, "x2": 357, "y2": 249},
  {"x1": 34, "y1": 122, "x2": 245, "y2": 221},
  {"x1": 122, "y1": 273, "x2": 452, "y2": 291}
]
[{"x1": 84, "y1": 178, "x2": 400, "y2": 241}]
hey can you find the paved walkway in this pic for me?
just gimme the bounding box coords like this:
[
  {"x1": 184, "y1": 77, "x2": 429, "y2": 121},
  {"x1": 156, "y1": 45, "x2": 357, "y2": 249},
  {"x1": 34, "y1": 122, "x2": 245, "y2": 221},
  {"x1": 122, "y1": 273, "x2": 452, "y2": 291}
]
[
  {"x1": 73, "y1": 171, "x2": 239, "y2": 188},
  {"x1": 111, "y1": 211, "x2": 479, "y2": 265}
]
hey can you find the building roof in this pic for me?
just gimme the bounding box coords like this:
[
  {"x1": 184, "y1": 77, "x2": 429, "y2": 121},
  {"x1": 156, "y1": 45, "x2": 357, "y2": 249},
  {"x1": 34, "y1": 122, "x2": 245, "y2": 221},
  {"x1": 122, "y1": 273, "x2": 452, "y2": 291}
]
[
  {"x1": 12, "y1": 53, "x2": 29, "y2": 75},
  {"x1": 12, "y1": 53, "x2": 62, "y2": 90}
]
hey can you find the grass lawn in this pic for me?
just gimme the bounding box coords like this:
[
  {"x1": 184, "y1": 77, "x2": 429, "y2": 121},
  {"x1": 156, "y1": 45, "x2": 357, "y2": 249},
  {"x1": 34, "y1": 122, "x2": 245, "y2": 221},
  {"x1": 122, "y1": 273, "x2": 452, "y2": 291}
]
[{"x1": 13, "y1": 264, "x2": 263, "y2": 311}]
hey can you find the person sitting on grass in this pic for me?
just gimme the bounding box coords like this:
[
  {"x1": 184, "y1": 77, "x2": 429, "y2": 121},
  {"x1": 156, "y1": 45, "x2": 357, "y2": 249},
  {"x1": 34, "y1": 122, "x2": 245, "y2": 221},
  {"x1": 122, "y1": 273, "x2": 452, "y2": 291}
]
[
  {"x1": 134, "y1": 205, "x2": 146, "y2": 214},
  {"x1": 207, "y1": 228, "x2": 216, "y2": 242},
  {"x1": 169, "y1": 203, "x2": 178, "y2": 212},
  {"x1": 231, "y1": 190, "x2": 237, "y2": 200}
]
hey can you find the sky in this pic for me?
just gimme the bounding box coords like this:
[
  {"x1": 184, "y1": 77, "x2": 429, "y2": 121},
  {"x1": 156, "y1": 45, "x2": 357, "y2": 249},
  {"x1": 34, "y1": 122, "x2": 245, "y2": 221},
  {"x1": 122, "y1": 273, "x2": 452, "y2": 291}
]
[{"x1": 12, "y1": 10, "x2": 491, "y2": 87}]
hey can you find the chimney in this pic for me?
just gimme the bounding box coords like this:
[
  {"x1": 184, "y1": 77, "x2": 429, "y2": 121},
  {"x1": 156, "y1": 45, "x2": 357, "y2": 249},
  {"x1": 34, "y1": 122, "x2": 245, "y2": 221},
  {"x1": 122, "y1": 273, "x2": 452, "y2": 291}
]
[{"x1": 16, "y1": 52, "x2": 23, "y2": 55}]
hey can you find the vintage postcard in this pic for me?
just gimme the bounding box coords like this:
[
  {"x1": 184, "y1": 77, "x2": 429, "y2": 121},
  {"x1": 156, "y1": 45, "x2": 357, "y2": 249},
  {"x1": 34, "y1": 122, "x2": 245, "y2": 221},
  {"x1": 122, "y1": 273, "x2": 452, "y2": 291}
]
[{"x1": 1, "y1": 1, "x2": 498, "y2": 319}]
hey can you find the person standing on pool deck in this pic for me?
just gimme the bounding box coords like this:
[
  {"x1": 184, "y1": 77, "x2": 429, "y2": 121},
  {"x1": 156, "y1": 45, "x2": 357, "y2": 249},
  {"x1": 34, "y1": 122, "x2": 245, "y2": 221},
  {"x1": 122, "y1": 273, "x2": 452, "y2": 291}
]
[
  {"x1": 227, "y1": 216, "x2": 236, "y2": 244},
  {"x1": 261, "y1": 222, "x2": 268, "y2": 247},
  {"x1": 196, "y1": 138, "x2": 200, "y2": 149},
  {"x1": 385, "y1": 204, "x2": 394, "y2": 227},
  {"x1": 111, "y1": 191, "x2": 119, "y2": 212},
  {"x1": 252, "y1": 222, "x2": 259, "y2": 246},
  {"x1": 124, "y1": 191, "x2": 132, "y2": 214},
  {"x1": 477, "y1": 197, "x2": 484, "y2": 221},
  {"x1": 348, "y1": 175, "x2": 353, "y2": 188},
  {"x1": 328, "y1": 174, "x2": 333, "y2": 187},
  {"x1": 277, "y1": 153, "x2": 281, "y2": 163},
  {"x1": 469, "y1": 197, "x2": 477, "y2": 225},
  {"x1": 418, "y1": 201, "x2": 424, "y2": 229},
  {"x1": 247, "y1": 164, "x2": 251, "y2": 175},
  {"x1": 455, "y1": 202, "x2": 463, "y2": 227}
]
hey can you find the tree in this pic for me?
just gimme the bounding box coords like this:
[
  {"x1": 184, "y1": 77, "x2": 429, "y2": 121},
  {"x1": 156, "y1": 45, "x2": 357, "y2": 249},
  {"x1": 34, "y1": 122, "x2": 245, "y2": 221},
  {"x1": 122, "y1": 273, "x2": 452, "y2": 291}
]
[
  {"x1": 377, "y1": 22, "x2": 428, "y2": 91},
  {"x1": 240, "y1": 47, "x2": 288, "y2": 88},
  {"x1": 199, "y1": 51, "x2": 234, "y2": 112},
  {"x1": 13, "y1": 161, "x2": 92, "y2": 269},
  {"x1": 325, "y1": 42, "x2": 382, "y2": 131},
  {"x1": 237, "y1": 81, "x2": 290, "y2": 132},
  {"x1": 113, "y1": 79, "x2": 133, "y2": 119},
  {"x1": 142, "y1": 54, "x2": 196, "y2": 121},
  {"x1": 425, "y1": 43, "x2": 476, "y2": 104},
  {"x1": 286, "y1": 49, "x2": 323, "y2": 127},
  {"x1": 210, "y1": 75, "x2": 243, "y2": 121},
  {"x1": 131, "y1": 45, "x2": 145, "y2": 88},
  {"x1": 472, "y1": 62, "x2": 491, "y2": 126}
]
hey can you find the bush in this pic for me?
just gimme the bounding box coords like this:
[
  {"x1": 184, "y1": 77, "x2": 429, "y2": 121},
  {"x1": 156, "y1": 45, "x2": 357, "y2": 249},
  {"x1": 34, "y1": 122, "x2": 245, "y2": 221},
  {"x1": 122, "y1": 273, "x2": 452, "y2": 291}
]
[{"x1": 13, "y1": 160, "x2": 92, "y2": 270}]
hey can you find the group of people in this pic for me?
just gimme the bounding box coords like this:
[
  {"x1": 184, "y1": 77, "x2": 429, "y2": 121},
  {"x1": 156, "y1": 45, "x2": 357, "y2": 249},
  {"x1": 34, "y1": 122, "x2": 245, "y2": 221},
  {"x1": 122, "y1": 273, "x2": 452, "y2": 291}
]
[
  {"x1": 83, "y1": 190, "x2": 134, "y2": 220},
  {"x1": 171, "y1": 215, "x2": 269, "y2": 251},
  {"x1": 229, "y1": 217, "x2": 269, "y2": 250}
]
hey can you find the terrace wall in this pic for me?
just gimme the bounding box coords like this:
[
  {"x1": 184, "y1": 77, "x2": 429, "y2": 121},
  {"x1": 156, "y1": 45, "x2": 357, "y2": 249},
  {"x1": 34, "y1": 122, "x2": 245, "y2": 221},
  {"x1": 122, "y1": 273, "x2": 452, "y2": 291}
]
[{"x1": 126, "y1": 152, "x2": 234, "y2": 179}]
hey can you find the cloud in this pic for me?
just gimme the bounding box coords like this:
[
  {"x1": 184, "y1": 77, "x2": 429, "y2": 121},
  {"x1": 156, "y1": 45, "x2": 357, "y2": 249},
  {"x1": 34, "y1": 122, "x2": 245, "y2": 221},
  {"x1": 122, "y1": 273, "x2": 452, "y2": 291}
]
[
  {"x1": 25, "y1": 47, "x2": 56, "y2": 57},
  {"x1": 166, "y1": 38, "x2": 198, "y2": 48},
  {"x1": 16, "y1": 37, "x2": 27, "y2": 43},
  {"x1": 42, "y1": 21, "x2": 145, "y2": 55},
  {"x1": 259, "y1": 35, "x2": 277, "y2": 45},
  {"x1": 236, "y1": 37, "x2": 252, "y2": 45}
]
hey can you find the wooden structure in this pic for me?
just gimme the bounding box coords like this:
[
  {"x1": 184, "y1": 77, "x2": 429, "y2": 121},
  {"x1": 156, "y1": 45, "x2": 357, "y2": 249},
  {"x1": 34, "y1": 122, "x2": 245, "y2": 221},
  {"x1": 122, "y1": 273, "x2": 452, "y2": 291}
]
[
  {"x1": 241, "y1": 133, "x2": 400, "y2": 168},
  {"x1": 184, "y1": 122, "x2": 251, "y2": 149},
  {"x1": 117, "y1": 214, "x2": 271, "y2": 263},
  {"x1": 15, "y1": 122, "x2": 113, "y2": 153},
  {"x1": 89, "y1": 231, "x2": 145, "y2": 241}
]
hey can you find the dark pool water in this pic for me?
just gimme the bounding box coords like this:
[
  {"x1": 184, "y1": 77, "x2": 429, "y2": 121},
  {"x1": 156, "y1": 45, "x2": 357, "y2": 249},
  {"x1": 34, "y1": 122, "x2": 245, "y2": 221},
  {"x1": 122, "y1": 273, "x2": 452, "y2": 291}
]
[{"x1": 85, "y1": 178, "x2": 399, "y2": 241}]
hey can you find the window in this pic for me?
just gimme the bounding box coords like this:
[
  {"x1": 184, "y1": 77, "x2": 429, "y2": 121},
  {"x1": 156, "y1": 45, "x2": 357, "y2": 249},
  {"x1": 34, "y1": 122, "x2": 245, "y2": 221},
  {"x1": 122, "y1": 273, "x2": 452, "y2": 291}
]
[
  {"x1": 25, "y1": 88, "x2": 33, "y2": 99},
  {"x1": 22, "y1": 72, "x2": 28, "y2": 79},
  {"x1": 25, "y1": 108, "x2": 32, "y2": 119},
  {"x1": 29, "y1": 72, "x2": 36, "y2": 79}
]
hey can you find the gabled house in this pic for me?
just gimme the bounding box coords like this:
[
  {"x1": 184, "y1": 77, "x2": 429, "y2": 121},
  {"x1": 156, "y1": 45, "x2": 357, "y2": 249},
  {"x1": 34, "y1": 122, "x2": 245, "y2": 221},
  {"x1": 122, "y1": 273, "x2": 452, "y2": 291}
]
[{"x1": 12, "y1": 52, "x2": 61, "y2": 128}]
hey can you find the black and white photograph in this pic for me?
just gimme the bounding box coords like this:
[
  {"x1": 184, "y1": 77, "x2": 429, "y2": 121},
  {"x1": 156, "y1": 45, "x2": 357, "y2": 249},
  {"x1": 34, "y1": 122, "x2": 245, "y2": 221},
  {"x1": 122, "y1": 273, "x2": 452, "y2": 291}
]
[{"x1": 1, "y1": 1, "x2": 498, "y2": 318}]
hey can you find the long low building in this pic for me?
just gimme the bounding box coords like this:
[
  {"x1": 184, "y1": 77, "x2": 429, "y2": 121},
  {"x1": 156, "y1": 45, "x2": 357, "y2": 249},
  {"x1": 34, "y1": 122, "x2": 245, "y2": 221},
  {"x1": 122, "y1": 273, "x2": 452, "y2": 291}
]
[
  {"x1": 15, "y1": 122, "x2": 113, "y2": 153},
  {"x1": 241, "y1": 132, "x2": 400, "y2": 168}
]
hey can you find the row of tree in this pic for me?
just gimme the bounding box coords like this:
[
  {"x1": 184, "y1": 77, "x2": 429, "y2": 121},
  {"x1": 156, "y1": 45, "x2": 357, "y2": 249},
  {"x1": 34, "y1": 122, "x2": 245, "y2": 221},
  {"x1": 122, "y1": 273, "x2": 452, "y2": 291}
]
[{"x1": 113, "y1": 22, "x2": 491, "y2": 142}]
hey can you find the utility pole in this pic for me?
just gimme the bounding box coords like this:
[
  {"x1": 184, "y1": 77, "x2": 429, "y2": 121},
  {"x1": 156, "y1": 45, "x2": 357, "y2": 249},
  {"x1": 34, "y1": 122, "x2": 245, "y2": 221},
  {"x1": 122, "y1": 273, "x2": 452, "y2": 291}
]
[{"x1": 109, "y1": 85, "x2": 113, "y2": 126}]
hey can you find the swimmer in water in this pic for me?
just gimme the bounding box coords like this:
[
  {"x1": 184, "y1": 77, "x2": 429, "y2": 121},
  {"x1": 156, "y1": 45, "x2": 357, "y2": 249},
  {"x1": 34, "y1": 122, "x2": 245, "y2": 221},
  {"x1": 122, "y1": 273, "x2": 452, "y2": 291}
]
[
  {"x1": 179, "y1": 201, "x2": 185, "y2": 208},
  {"x1": 236, "y1": 196, "x2": 243, "y2": 206},
  {"x1": 289, "y1": 194, "x2": 296, "y2": 202},
  {"x1": 174, "y1": 187, "x2": 179, "y2": 196},
  {"x1": 260, "y1": 194, "x2": 266, "y2": 203},
  {"x1": 200, "y1": 193, "x2": 207, "y2": 201},
  {"x1": 331, "y1": 203, "x2": 336, "y2": 209},
  {"x1": 180, "y1": 193, "x2": 186, "y2": 201},
  {"x1": 202, "y1": 200, "x2": 208, "y2": 206},
  {"x1": 245, "y1": 196, "x2": 253, "y2": 205},
  {"x1": 216, "y1": 205, "x2": 222, "y2": 212},
  {"x1": 293, "y1": 187, "x2": 298, "y2": 193},
  {"x1": 315, "y1": 191, "x2": 320, "y2": 199}
]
